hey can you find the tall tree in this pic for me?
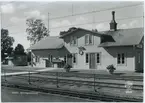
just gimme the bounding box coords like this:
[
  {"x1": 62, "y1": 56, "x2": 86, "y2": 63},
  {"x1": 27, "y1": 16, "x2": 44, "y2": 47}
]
[
  {"x1": 7, "y1": 47, "x2": 14, "y2": 56},
  {"x1": 1, "y1": 29, "x2": 14, "y2": 60},
  {"x1": 14, "y1": 44, "x2": 25, "y2": 55},
  {"x1": 26, "y1": 18, "x2": 49, "y2": 45}
]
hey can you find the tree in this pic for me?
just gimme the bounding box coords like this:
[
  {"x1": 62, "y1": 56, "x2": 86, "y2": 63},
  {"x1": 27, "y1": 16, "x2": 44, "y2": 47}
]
[
  {"x1": 26, "y1": 18, "x2": 49, "y2": 45},
  {"x1": 1, "y1": 29, "x2": 14, "y2": 60},
  {"x1": 14, "y1": 44, "x2": 25, "y2": 55},
  {"x1": 7, "y1": 47, "x2": 14, "y2": 56}
]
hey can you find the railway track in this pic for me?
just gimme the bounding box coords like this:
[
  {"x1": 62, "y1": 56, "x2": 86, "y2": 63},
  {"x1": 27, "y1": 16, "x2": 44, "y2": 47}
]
[
  {"x1": 2, "y1": 70, "x2": 143, "y2": 81},
  {"x1": 36, "y1": 71, "x2": 143, "y2": 81},
  {"x1": 2, "y1": 74, "x2": 143, "y2": 90},
  {"x1": 1, "y1": 83, "x2": 143, "y2": 102}
]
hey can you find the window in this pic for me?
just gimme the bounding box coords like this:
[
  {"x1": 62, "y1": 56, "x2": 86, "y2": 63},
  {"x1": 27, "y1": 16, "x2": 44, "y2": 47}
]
[
  {"x1": 51, "y1": 55, "x2": 53, "y2": 62},
  {"x1": 35, "y1": 56, "x2": 40, "y2": 63},
  {"x1": 85, "y1": 34, "x2": 93, "y2": 45},
  {"x1": 96, "y1": 53, "x2": 101, "y2": 64},
  {"x1": 138, "y1": 52, "x2": 141, "y2": 63},
  {"x1": 117, "y1": 53, "x2": 126, "y2": 64},
  {"x1": 70, "y1": 36, "x2": 77, "y2": 46},
  {"x1": 89, "y1": 34, "x2": 93, "y2": 44},
  {"x1": 48, "y1": 54, "x2": 53, "y2": 62},
  {"x1": 64, "y1": 56, "x2": 67, "y2": 63},
  {"x1": 72, "y1": 53, "x2": 77, "y2": 63},
  {"x1": 86, "y1": 53, "x2": 89, "y2": 63}
]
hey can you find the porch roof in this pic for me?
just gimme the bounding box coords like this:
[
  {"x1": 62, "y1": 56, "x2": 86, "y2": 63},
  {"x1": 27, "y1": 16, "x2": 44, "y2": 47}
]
[{"x1": 28, "y1": 36, "x2": 64, "y2": 50}]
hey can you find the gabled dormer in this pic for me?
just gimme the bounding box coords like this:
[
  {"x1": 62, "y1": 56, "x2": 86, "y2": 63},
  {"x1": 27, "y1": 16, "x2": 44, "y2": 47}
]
[
  {"x1": 59, "y1": 27, "x2": 115, "y2": 48},
  {"x1": 59, "y1": 27, "x2": 105, "y2": 47}
]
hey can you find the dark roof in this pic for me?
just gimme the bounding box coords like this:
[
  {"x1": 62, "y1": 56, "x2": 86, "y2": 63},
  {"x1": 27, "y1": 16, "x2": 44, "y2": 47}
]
[
  {"x1": 99, "y1": 27, "x2": 144, "y2": 47},
  {"x1": 28, "y1": 36, "x2": 64, "y2": 50},
  {"x1": 60, "y1": 27, "x2": 105, "y2": 38}
]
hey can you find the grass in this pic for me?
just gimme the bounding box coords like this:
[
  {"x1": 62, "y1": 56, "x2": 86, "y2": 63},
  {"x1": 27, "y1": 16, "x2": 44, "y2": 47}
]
[
  {"x1": 2, "y1": 65, "x2": 143, "y2": 77},
  {"x1": 2, "y1": 75, "x2": 143, "y2": 101}
]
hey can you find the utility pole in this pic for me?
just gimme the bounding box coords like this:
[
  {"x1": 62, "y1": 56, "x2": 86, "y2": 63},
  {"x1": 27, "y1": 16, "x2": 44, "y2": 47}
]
[
  {"x1": 1, "y1": 7, "x2": 2, "y2": 29},
  {"x1": 72, "y1": 3, "x2": 74, "y2": 16},
  {"x1": 143, "y1": 11, "x2": 144, "y2": 28},
  {"x1": 48, "y1": 13, "x2": 49, "y2": 35}
]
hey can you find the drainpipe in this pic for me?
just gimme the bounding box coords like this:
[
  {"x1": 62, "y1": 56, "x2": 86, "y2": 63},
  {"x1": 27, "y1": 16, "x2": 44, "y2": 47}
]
[
  {"x1": 133, "y1": 45, "x2": 136, "y2": 71},
  {"x1": 31, "y1": 50, "x2": 33, "y2": 67}
]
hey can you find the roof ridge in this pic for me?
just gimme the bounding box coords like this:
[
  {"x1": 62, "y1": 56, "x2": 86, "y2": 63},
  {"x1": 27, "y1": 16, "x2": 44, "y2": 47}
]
[{"x1": 100, "y1": 27, "x2": 144, "y2": 32}]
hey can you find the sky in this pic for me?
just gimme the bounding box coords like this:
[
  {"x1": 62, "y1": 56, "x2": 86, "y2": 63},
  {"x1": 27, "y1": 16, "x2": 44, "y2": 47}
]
[{"x1": 0, "y1": 1, "x2": 144, "y2": 50}]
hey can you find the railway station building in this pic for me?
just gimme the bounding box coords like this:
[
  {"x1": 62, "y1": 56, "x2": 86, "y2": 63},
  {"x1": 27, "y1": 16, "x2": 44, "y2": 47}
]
[{"x1": 28, "y1": 11, "x2": 144, "y2": 72}]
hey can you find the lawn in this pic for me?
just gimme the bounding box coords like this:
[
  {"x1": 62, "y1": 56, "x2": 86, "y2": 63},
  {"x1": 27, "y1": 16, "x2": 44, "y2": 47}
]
[
  {"x1": 48, "y1": 68, "x2": 143, "y2": 77},
  {"x1": 1, "y1": 65, "x2": 143, "y2": 77},
  {"x1": 1, "y1": 65, "x2": 45, "y2": 73},
  {"x1": 1, "y1": 65, "x2": 143, "y2": 102}
]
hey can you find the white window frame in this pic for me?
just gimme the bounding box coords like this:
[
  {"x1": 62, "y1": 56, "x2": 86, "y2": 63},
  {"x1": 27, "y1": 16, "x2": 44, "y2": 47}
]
[
  {"x1": 70, "y1": 36, "x2": 77, "y2": 46},
  {"x1": 117, "y1": 53, "x2": 126, "y2": 66},
  {"x1": 85, "y1": 34, "x2": 93, "y2": 45}
]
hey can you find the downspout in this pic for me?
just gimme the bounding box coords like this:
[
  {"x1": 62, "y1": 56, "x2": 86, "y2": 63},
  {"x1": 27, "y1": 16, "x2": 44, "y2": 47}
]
[
  {"x1": 133, "y1": 45, "x2": 136, "y2": 71},
  {"x1": 31, "y1": 50, "x2": 33, "y2": 67}
]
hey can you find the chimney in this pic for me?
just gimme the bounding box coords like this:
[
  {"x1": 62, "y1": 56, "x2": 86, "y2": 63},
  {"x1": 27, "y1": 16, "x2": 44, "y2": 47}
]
[{"x1": 110, "y1": 11, "x2": 117, "y2": 31}]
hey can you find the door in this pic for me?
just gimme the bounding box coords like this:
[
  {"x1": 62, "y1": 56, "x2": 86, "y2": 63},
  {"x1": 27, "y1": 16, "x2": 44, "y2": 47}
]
[
  {"x1": 89, "y1": 53, "x2": 96, "y2": 69},
  {"x1": 67, "y1": 54, "x2": 73, "y2": 67},
  {"x1": 45, "y1": 60, "x2": 50, "y2": 67}
]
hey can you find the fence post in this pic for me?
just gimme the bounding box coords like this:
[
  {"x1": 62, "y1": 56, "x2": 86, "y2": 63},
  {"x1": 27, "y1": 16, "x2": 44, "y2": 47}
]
[
  {"x1": 28, "y1": 71, "x2": 31, "y2": 84},
  {"x1": 56, "y1": 72, "x2": 59, "y2": 88},
  {"x1": 94, "y1": 73, "x2": 97, "y2": 92},
  {"x1": 4, "y1": 69, "x2": 7, "y2": 82}
]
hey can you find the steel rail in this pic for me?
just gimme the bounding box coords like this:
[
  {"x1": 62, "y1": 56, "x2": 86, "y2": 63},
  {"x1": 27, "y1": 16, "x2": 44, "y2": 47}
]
[
  {"x1": 1, "y1": 83, "x2": 143, "y2": 102},
  {"x1": 2, "y1": 75, "x2": 143, "y2": 90}
]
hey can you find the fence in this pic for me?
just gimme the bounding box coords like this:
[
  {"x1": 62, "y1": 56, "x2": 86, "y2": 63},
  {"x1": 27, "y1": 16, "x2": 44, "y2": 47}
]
[{"x1": 2, "y1": 70, "x2": 143, "y2": 92}]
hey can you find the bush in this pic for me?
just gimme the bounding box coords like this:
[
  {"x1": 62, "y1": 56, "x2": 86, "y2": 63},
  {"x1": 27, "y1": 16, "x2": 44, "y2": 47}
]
[
  {"x1": 64, "y1": 64, "x2": 72, "y2": 72},
  {"x1": 106, "y1": 64, "x2": 116, "y2": 74}
]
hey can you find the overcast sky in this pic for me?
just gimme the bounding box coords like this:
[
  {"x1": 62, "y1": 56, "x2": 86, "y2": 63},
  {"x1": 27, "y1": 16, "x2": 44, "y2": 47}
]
[{"x1": 0, "y1": 1, "x2": 144, "y2": 49}]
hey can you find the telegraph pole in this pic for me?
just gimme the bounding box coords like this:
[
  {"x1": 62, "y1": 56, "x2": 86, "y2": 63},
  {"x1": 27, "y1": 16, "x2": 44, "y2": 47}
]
[
  {"x1": 72, "y1": 3, "x2": 74, "y2": 16},
  {"x1": 1, "y1": 7, "x2": 2, "y2": 29},
  {"x1": 48, "y1": 13, "x2": 50, "y2": 35}
]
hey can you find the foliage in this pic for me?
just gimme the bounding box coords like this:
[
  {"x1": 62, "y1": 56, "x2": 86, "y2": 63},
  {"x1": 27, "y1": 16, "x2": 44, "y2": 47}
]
[
  {"x1": 1, "y1": 29, "x2": 14, "y2": 60},
  {"x1": 7, "y1": 47, "x2": 14, "y2": 56},
  {"x1": 135, "y1": 68, "x2": 143, "y2": 73},
  {"x1": 14, "y1": 44, "x2": 26, "y2": 55},
  {"x1": 92, "y1": 29, "x2": 98, "y2": 32},
  {"x1": 64, "y1": 64, "x2": 72, "y2": 72},
  {"x1": 13, "y1": 55, "x2": 28, "y2": 66},
  {"x1": 26, "y1": 18, "x2": 49, "y2": 45},
  {"x1": 106, "y1": 64, "x2": 116, "y2": 74}
]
